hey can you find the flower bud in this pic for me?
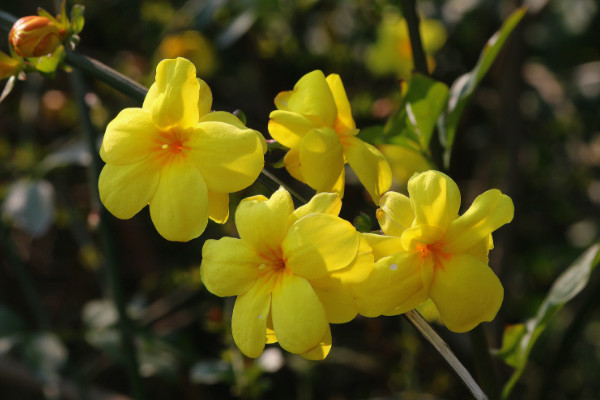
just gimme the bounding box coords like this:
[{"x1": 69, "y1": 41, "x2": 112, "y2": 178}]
[
  {"x1": 0, "y1": 52, "x2": 21, "y2": 80},
  {"x1": 9, "y1": 16, "x2": 64, "y2": 58}
]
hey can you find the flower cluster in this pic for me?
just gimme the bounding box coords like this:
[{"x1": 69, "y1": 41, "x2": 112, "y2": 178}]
[{"x1": 98, "y1": 56, "x2": 513, "y2": 359}]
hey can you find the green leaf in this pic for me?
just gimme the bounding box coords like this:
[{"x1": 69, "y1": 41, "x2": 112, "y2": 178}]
[
  {"x1": 353, "y1": 213, "x2": 372, "y2": 233},
  {"x1": 2, "y1": 179, "x2": 56, "y2": 237},
  {"x1": 438, "y1": 7, "x2": 527, "y2": 169},
  {"x1": 33, "y1": 45, "x2": 65, "y2": 75},
  {"x1": 357, "y1": 125, "x2": 385, "y2": 145},
  {"x1": 495, "y1": 243, "x2": 600, "y2": 399},
  {"x1": 70, "y1": 5, "x2": 85, "y2": 34},
  {"x1": 384, "y1": 74, "x2": 449, "y2": 152}
]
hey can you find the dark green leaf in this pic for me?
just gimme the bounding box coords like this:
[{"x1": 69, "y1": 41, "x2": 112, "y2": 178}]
[
  {"x1": 439, "y1": 7, "x2": 527, "y2": 168},
  {"x1": 495, "y1": 243, "x2": 600, "y2": 399},
  {"x1": 353, "y1": 213, "x2": 372, "y2": 233}
]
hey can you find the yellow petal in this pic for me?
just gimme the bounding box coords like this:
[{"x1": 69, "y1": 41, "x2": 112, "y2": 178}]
[
  {"x1": 235, "y1": 188, "x2": 293, "y2": 255},
  {"x1": 407, "y1": 170, "x2": 460, "y2": 231},
  {"x1": 207, "y1": 190, "x2": 229, "y2": 223},
  {"x1": 400, "y1": 224, "x2": 445, "y2": 251},
  {"x1": 344, "y1": 136, "x2": 392, "y2": 203},
  {"x1": 268, "y1": 110, "x2": 319, "y2": 149},
  {"x1": 232, "y1": 279, "x2": 271, "y2": 358},
  {"x1": 197, "y1": 78, "x2": 213, "y2": 117},
  {"x1": 445, "y1": 189, "x2": 514, "y2": 254},
  {"x1": 378, "y1": 144, "x2": 431, "y2": 188},
  {"x1": 330, "y1": 165, "x2": 346, "y2": 199},
  {"x1": 300, "y1": 327, "x2": 332, "y2": 360},
  {"x1": 274, "y1": 90, "x2": 292, "y2": 110},
  {"x1": 325, "y1": 74, "x2": 356, "y2": 134},
  {"x1": 280, "y1": 70, "x2": 337, "y2": 127},
  {"x1": 199, "y1": 111, "x2": 246, "y2": 129},
  {"x1": 283, "y1": 148, "x2": 304, "y2": 182},
  {"x1": 187, "y1": 121, "x2": 265, "y2": 193},
  {"x1": 98, "y1": 161, "x2": 159, "y2": 219},
  {"x1": 311, "y1": 278, "x2": 357, "y2": 324},
  {"x1": 376, "y1": 191, "x2": 415, "y2": 237},
  {"x1": 266, "y1": 314, "x2": 277, "y2": 344},
  {"x1": 430, "y1": 254, "x2": 503, "y2": 333},
  {"x1": 352, "y1": 251, "x2": 428, "y2": 318},
  {"x1": 271, "y1": 273, "x2": 328, "y2": 354},
  {"x1": 149, "y1": 161, "x2": 208, "y2": 241},
  {"x1": 200, "y1": 237, "x2": 262, "y2": 297},
  {"x1": 299, "y1": 128, "x2": 344, "y2": 193},
  {"x1": 283, "y1": 213, "x2": 359, "y2": 279},
  {"x1": 290, "y1": 192, "x2": 341, "y2": 225},
  {"x1": 147, "y1": 58, "x2": 200, "y2": 130},
  {"x1": 363, "y1": 232, "x2": 404, "y2": 261},
  {"x1": 100, "y1": 108, "x2": 159, "y2": 165},
  {"x1": 329, "y1": 234, "x2": 375, "y2": 284}
]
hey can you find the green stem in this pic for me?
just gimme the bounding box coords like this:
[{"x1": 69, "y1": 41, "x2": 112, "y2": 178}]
[
  {"x1": 400, "y1": 0, "x2": 429, "y2": 75},
  {"x1": 469, "y1": 325, "x2": 499, "y2": 400},
  {"x1": 404, "y1": 310, "x2": 488, "y2": 400},
  {"x1": 64, "y1": 50, "x2": 147, "y2": 103},
  {"x1": 0, "y1": 219, "x2": 49, "y2": 330},
  {"x1": 70, "y1": 68, "x2": 144, "y2": 400}
]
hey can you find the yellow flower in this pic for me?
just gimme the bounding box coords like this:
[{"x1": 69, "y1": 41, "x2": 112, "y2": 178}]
[
  {"x1": 366, "y1": 13, "x2": 446, "y2": 80},
  {"x1": 99, "y1": 58, "x2": 266, "y2": 242},
  {"x1": 353, "y1": 170, "x2": 513, "y2": 332},
  {"x1": 268, "y1": 70, "x2": 392, "y2": 203},
  {"x1": 200, "y1": 188, "x2": 374, "y2": 359},
  {"x1": 156, "y1": 31, "x2": 217, "y2": 77}
]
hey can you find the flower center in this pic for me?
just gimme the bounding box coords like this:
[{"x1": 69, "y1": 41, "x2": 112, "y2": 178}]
[
  {"x1": 153, "y1": 127, "x2": 190, "y2": 166},
  {"x1": 258, "y1": 246, "x2": 291, "y2": 287},
  {"x1": 415, "y1": 241, "x2": 451, "y2": 270}
]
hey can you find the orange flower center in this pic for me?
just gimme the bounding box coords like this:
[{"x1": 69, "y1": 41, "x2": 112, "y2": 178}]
[
  {"x1": 153, "y1": 127, "x2": 190, "y2": 166},
  {"x1": 258, "y1": 246, "x2": 292, "y2": 289},
  {"x1": 415, "y1": 241, "x2": 451, "y2": 270}
]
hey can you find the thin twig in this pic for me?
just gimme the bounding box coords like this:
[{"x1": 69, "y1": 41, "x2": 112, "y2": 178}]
[
  {"x1": 400, "y1": 0, "x2": 429, "y2": 75},
  {"x1": 404, "y1": 310, "x2": 488, "y2": 400}
]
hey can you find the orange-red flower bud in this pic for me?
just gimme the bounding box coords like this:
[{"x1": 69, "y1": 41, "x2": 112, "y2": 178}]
[
  {"x1": 0, "y1": 52, "x2": 21, "y2": 80},
  {"x1": 9, "y1": 16, "x2": 65, "y2": 58}
]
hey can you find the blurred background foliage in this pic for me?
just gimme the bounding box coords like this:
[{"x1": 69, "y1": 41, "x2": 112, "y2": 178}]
[{"x1": 0, "y1": 0, "x2": 599, "y2": 399}]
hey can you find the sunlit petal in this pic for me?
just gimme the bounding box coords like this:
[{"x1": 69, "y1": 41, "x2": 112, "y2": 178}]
[
  {"x1": 325, "y1": 74, "x2": 355, "y2": 134},
  {"x1": 376, "y1": 191, "x2": 415, "y2": 237},
  {"x1": 445, "y1": 189, "x2": 514, "y2": 254},
  {"x1": 282, "y1": 70, "x2": 337, "y2": 126},
  {"x1": 207, "y1": 190, "x2": 229, "y2": 223},
  {"x1": 430, "y1": 254, "x2": 503, "y2": 333},
  {"x1": 187, "y1": 121, "x2": 265, "y2": 193},
  {"x1": 271, "y1": 274, "x2": 328, "y2": 354},
  {"x1": 283, "y1": 213, "x2": 359, "y2": 279},
  {"x1": 201, "y1": 237, "x2": 262, "y2": 297},
  {"x1": 148, "y1": 58, "x2": 200, "y2": 129},
  {"x1": 98, "y1": 161, "x2": 159, "y2": 219},
  {"x1": 363, "y1": 232, "x2": 404, "y2": 261},
  {"x1": 300, "y1": 327, "x2": 332, "y2": 360},
  {"x1": 299, "y1": 128, "x2": 344, "y2": 193},
  {"x1": 353, "y1": 251, "x2": 428, "y2": 317},
  {"x1": 232, "y1": 279, "x2": 271, "y2": 358},
  {"x1": 197, "y1": 78, "x2": 213, "y2": 117},
  {"x1": 268, "y1": 110, "x2": 319, "y2": 149},
  {"x1": 235, "y1": 188, "x2": 293, "y2": 255},
  {"x1": 100, "y1": 108, "x2": 158, "y2": 165},
  {"x1": 344, "y1": 136, "x2": 392, "y2": 203},
  {"x1": 290, "y1": 192, "x2": 341, "y2": 224},
  {"x1": 283, "y1": 148, "x2": 304, "y2": 182},
  {"x1": 149, "y1": 161, "x2": 208, "y2": 241},
  {"x1": 408, "y1": 170, "x2": 460, "y2": 231}
]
